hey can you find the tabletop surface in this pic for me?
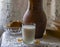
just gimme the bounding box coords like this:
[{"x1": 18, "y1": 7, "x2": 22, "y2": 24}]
[{"x1": 1, "y1": 31, "x2": 60, "y2": 47}]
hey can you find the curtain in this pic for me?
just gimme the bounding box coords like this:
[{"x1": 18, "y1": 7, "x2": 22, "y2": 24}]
[{"x1": 0, "y1": 0, "x2": 28, "y2": 35}]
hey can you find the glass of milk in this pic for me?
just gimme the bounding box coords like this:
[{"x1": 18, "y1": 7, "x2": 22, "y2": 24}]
[{"x1": 22, "y1": 24, "x2": 36, "y2": 44}]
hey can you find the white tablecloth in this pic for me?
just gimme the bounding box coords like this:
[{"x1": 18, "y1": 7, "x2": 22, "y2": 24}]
[{"x1": 1, "y1": 31, "x2": 60, "y2": 47}]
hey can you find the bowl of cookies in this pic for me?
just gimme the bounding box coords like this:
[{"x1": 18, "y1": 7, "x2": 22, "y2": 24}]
[{"x1": 4, "y1": 21, "x2": 22, "y2": 34}]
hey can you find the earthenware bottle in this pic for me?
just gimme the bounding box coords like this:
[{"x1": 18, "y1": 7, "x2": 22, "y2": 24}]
[{"x1": 23, "y1": 0, "x2": 47, "y2": 38}]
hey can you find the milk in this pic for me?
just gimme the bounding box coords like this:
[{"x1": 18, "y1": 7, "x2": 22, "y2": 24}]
[{"x1": 22, "y1": 25, "x2": 35, "y2": 44}]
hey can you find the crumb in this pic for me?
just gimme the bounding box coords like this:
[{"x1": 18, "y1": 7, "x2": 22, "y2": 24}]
[
  {"x1": 34, "y1": 39, "x2": 40, "y2": 45},
  {"x1": 17, "y1": 38, "x2": 23, "y2": 43}
]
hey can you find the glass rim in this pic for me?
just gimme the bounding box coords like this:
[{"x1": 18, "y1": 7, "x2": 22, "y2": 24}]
[{"x1": 22, "y1": 23, "x2": 36, "y2": 26}]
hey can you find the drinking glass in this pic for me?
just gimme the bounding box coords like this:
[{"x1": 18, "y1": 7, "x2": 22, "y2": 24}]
[{"x1": 22, "y1": 24, "x2": 36, "y2": 45}]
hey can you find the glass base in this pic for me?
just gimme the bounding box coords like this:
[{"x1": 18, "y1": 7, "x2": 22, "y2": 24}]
[
  {"x1": 23, "y1": 41, "x2": 34, "y2": 45},
  {"x1": 21, "y1": 42, "x2": 33, "y2": 47}
]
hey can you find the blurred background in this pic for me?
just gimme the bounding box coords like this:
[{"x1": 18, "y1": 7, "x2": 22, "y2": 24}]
[{"x1": 0, "y1": 0, "x2": 60, "y2": 36}]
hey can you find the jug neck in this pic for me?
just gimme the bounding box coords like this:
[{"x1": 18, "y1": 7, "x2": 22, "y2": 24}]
[{"x1": 29, "y1": 0, "x2": 43, "y2": 11}]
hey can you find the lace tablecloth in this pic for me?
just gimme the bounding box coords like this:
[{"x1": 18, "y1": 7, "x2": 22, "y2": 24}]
[{"x1": 1, "y1": 31, "x2": 60, "y2": 47}]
